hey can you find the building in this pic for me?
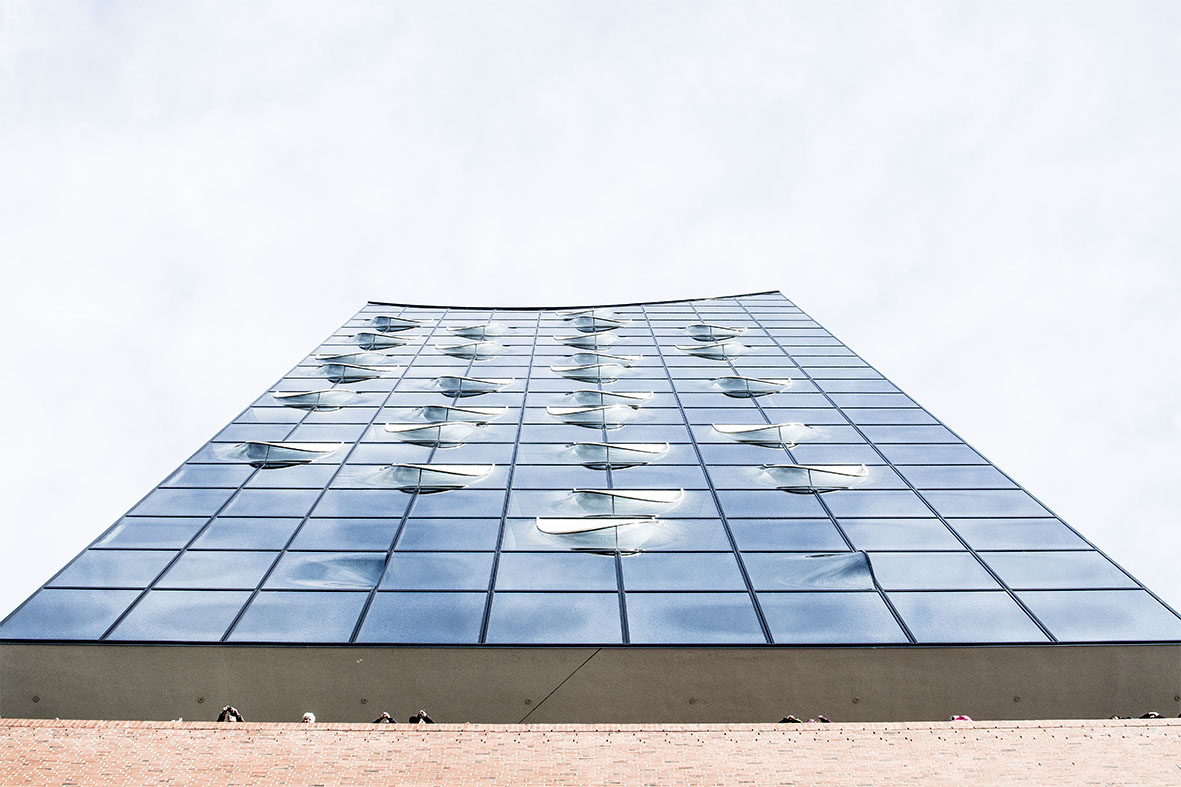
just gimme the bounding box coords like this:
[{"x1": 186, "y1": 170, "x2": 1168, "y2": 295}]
[{"x1": 2, "y1": 291, "x2": 1178, "y2": 723}]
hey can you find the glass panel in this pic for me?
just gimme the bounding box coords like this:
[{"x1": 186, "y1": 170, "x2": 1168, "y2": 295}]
[
  {"x1": 311, "y1": 490, "x2": 413, "y2": 518},
  {"x1": 485, "y1": 592, "x2": 622, "y2": 644},
  {"x1": 264, "y1": 552, "x2": 386, "y2": 589},
  {"x1": 759, "y1": 592, "x2": 908, "y2": 644},
  {"x1": 130, "y1": 488, "x2": 235, "y2": 517},
  {"x1": 192, "y1": 518, "x2": 303, "y2": 549},
  {"x1": 950, "y1": 519, "x2": 1090, "y2": 550},
  {"x1": 495, "y1": 553, "x2": 618, "y2": 591},
  {"x1": 108, "y1": 590, "x2": 250, "y2": 641},
  {"x1": 0, "y1": 589, "x2": 140, "y2": 640},
  {"x1": 227, "y1": 591, "x2": 369, "y2": 642},
  {"x1": 714, "y1": 490, "x2": 826, "y2": 518},
  {"x1": 380, "y1": 552, "x2": 494, "y2": 590},
  {"x1": 744, "y1": 552, "x2": 873, "y2": 590},
  {"x1": 983, "y1": 551, "x2": 1137, "y2": 590},
  {"x1": 290, "y1": 519, "x2": 400, "y2": 551},
  {"x1": 877, "y1": 445, "x2": 986, "y2": 465},
  {"x1": 898, "y1": 466, "x2": 1016, "y2": 489},
  {"x1": 822, "y1": 491, "x2": 932, "y2": 518},
  {"x1": 625, "y1": 593, "x2": 765, "y2": 644},
  {"x1": 163, "y1": 464, "x2": 255, "y2": 488},
  {"x1": 222, "y1": 489, "x2": 321, "y2": 518},
  {"x1": 888, "y1": 591, "x2": 1047, "y2": 643},
  {"x1": 94, "y1": 518, "x2": 208, "y2": 549},
  {"x1": 395, "y1": 519, "x2": 501, "y2": 551},
  {"x1": 355, "y1": 591, "x2": 486, "y2": 644},
  {"x1": 839, "y1": 519, "x2": 962, "y2": 550},
  {"x1": 730, "y1": 519, "x2": 847, "y2": 551},
  {"x1": 869, "y1": 552, "x2": 999, "y2": 590},
  {"x1": 1017, "y1": 590, "x2": 1181, "y2": 642},
  {"x1": 622, "y1": 553, "x2": 746, "y2": 591},
  {"x1": 48, "y1": 550, "x2": 177, "y2": 589},
  {"x1": 921, "y1": 490, "x2": 1050, "y2": 518},
  {"x1": 155, "y1": 551, "x2": 278, "y2": 590}
]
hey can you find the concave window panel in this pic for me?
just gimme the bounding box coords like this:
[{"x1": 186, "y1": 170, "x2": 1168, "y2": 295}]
[
  {"x1": 622, "y1": 552, "x2": 746, "y2": 591},
  {"x1": 380, "y1": 552, "x2": 494, "y2": 590},
  {"x1": 370, "y1": 315, "x2": 424, "y2": 332},
  {"x1": 448, "y1": 322, "x2": 511, "y2": 339},
  {"x1": 839, "y1": 519, "x2": 963, "y2": 551},
  {"x1": 759, "y1": 592, "x2": 908, "y2": 644},
  {"x1": 417, "y1": 404, "x2": 508, "y2": 424},
  {"x1": 549, "y1": 362, "x2": 628, "y2": 383},
  {"x1": 568, "y1": 442, "x2": 670, "y2": 469},
  {"x1": 192, "y1": 518, "x2": 303, "y2": 549},
  {"x1": 291, "y1": 519, "x2": 399, "y2": 551},
  {"x1": 1017, "y1": 590, "x2": 1181, "y2": 642},
  {"x1": 951, "y1": 519, "x2": 1090, "y2": 550},
  {"x1": 95, "y1": 518, "x2": 209, "y2": 549},
  {"x1": 0, "y1": 589, "x2": 139, "y2": 640},
  {"x1": 686, "y1": 323, "x2": 747, "y2": 341},
  {"x1": 356, "y1": 592, "x2": 486, "y2": 644},
  {"x1": 870, "y1": 552, "x2": 999, "y2": 590},
  {"x1": 730, "y1": 519, "x2": 848, "y2": 551},
  {"x1": 567, "y1": 351, "x2": 642, "y2": 366},
  {"x1": 228, "y1": 591, "x2": 369, "y2": 643},
  {"x1": 315, "y1": 351, "x2": 399, "y2": 367},
  {"x1": 107, "y1": 590, "x2": 250, "y2": 642},
  {"x1": 553, "y1": 330, "x2": 620, "y2": 348},
  {"x1": 982, "y1": 551, "x2": 1137, "y2": 590},
  {"x1": 395, "y1": 519, "x2": 501, "y2": 551},
  {"x1": 383, "y1": 421, "x2": 476, "y2": 448},
  {"x1": 712, "y1": 422, "x2": 824, "y2": 447},
  {"x1": 232, "y1": 441, "x2": 342, "y2": 469},
  {"x1": 354, "y1": 331, "x2": 408, "y2": 350},
  {"x1": 264, "y1": 552, "x2": 387, "y2": 589},
  {"x1": 675, "y1": 341, "x2": 748, "y2": 360},
  {"x1": 495, "y1": 552, "x2": 619, "y2": 591},
  {"x1": 319, "y1": 362, "x2": 397, "y2": 383},
  {"x1": 567, "y1": 314, "x2": 628, "y2": 332},
  {"x1": 48, "y1": 550, "x2": 176, "y2": 589},
  {"x1": 625, "y1": 593, "x2": 765, "y2": 644},
  {"x1": 485, "y1": 592, "x2": 623, "y2": 644},
  {"x1": 434, "y1": 375, "x2": 514, "y2": 397},
  {"x1": 435, "y1": 340, "x2": 504, "y2": 360},
  {"x1": 380, "y1": 463, "x2": 494, "y2": 492},
  {"x1": 760, "y1": 464, "x2": 869, "y2": 493},
  {"x1": 520, "y1": 517, "x2": 670, "y2": 552},
  {"x1": 546, "y1": 405, "x2": 639, "y2": 429},
  {"x1": 713, "y1": 376, "x2": 793, "y2": 397},
  {"x1": 922, "y1": 490, "x2": 1051, "y2": 518},
  {"x1": 570, "y1": 488, "x2": 684, "y2": 516},
  {"x1": 744, "y1": 552, "x2": 875, "y2": 591},
  {"x1": 566, "y1": 389, "x2": 653, "y2": 406},
  {"x1": 155, "y1": 551, "x2": 278, "y2": 589},
  {"x1": 888, "y1": 591, "x2": 1048, "y2": 643}
]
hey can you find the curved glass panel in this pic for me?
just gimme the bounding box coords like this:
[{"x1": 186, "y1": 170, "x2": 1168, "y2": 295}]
[
  {"x1": 713, "y1": 376, "x2": 793, "y2": 397},
  {"x1": 434, "y1": 340, "x2": 504, "y2": 360},
  {"x1": 535, "y1": 516, "x2": 659, "y2": 535},
  {"x1": 553, "y1": 331, "x2": 619, "y2": 349},
  {"x1": 570, "y1": 315, "x2": 628, "y2": 332},
  {"x1": 686, "y1": 323, "x2": 747, "y2": 341},
  {"x1": 550, "y1": 363, "x2": 627, "y2": 383},
  {"x1": 353, "y1": 331, "x2": 408, "y2": 350},
  {"x1": 546, "y1": 405, "x2": 639, "y2": 429},
  {"x1": 712, "y1": 422, "x2": 823, "y2": 447},
  {"x1": 761, "y1": 464, "x2": 869, "y2": 493},
  {"x1": 567, "y1": 351, "x2": 641, "y2": 366},
  {"x1": 319, "y1": 362, "x2": 395, "y2": 383},
  {"x1": 233, "y1": 441, "x2": 342, "y2": 468},
  {"x1": 569, "y1": 441, "x2": 670, "y2": 468},
  {"x1": 448, "y1": 322, "x2": 511, "y2": 339},
  {"x1": 567, "y1": 390, "x2": 653, "y2": 406},
  {"x1": 272, "y1": 388, "x2": 357, "y2": 411},
  {"x1": 383, "y1": 421, "x2": 476, "y2": 448},
  {"x1": 380, "y1": 463, "x2": 494, "y2": 492},
  {"x1": 570, "y1": 488, "x2": 683, "y2": 515},
  {"x1": 676, "y1": 341, "x2": 748, "y2": 360},
  {"x1": 434, "y1": 375, "x2": 513, "y2": 397},
  {"x1": 314, "y1": 351, "x2": 398, "y2": 367},
  {"x1": 370, "y1": 315, "x2": 423, "y2": 332},
  {"x1": 417, "y1": 404, "x2": 508, "y2": 424},
  {"x1": 743, "y1": 552, "x2": 875, "y2": 590}
]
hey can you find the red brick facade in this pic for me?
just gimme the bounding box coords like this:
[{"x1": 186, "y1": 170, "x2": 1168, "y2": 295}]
[{"x1": 1, "y1": 718, "x2": 1177, "y2": 786}]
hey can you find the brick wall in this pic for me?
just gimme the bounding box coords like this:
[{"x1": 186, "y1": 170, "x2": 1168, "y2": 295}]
[{"x1": 1, "y1": 718, "x2": 1177, "y2": 786}]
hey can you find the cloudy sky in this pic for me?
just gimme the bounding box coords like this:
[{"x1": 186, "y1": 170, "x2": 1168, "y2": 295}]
[{"x1": 2, "y1": 1, "x2": 1179, "y2": 618}]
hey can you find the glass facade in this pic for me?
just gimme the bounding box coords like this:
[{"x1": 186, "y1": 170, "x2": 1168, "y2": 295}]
[{"x1": 3, "y1": 292, "x2": 1179, "y2": 645}]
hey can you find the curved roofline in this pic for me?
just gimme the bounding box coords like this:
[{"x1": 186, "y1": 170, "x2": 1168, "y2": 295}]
[{"x1": 366, "y1": 290, "x2": 783, "y2": 311}]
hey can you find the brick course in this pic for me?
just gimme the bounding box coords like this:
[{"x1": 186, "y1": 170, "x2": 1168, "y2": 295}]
[{"x1": 1, "y1": 718, "x2": 1177, "y2": 786}]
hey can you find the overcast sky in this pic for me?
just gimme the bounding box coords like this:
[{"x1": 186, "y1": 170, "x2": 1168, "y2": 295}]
[{"x1": 2, "y1": 1, "x2": 1179, "y2": 619}]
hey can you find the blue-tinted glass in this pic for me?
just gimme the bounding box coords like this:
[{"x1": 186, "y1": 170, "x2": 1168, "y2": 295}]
[
  {"x1": 714, "y1": 490, "x2": 826, "y2": 518},
  {"x1": 156, "y1": 551, "x2": 277, "y2": 589},
  {"x1": 409, "y1": 490, "x2": 507, "y2": 518},
  {"x1": 311, "y1": 490, "x2": 413, "y2": 518},
  {"x1": 730, "y1": 519, "x2": 847, "y2": 551},
  {"x1": 290, "y1": 519, "x2": 399, "y2": 551},
  {"x1": 495, "y1": 553, "x2": 618, "y2": 591},
  {"x1": 108, "y1": 590, "x2": 250, "y2": 641},
  {"x1": 622, "y1": 553, "x2": 746, "y2": 591},
  {"x1": 823, "y1": 491, "x2": 932, "y2": 518},
  {"x1": 0, "y1": 589, "x2": 139, "y2": 640},
  {"x1": 877, "y1": 444, "x2": 986, "y2": 465},
  {"x1": 485, "y1": 592, "x2": 622, "y2": 644},
  {"x1": 759, "y1": 592, "x2": 908, "y2": 644},
  {"x1": 1017, "y1": 590, "x2": 1181, "y2": 642},
  {"x1": 163, "y1": 464, "x2": 255, "y2": 488},
  {"x1": 245, "y1": 464, "x2": 338, "y2": 489},
  {"x1": 356, "y1": 592, "x2": 486, "y2": 644},
  {"x1": 192, "y1": 518, "x2": 302, "y2": 549},
  {"x1": 265, "y1": 552, "x2": 386, "y2": 589},
  {"x1": 869, "y1": 552, "x2": 998, "y2": 590},
  {"x1": 48, "y1": 550, "x2": 176, "y2": 588},
  {"x1": 396, "y1": 519, "x2": 501, "y2": 551},
  {"x1": 983, "y1": 552, "x2": 1137, "y2": 590},
  {"x1": 921, "y1": 490, "x2": 1049, "y2": 518},
  {"x1": 94, "y1": 518, "x2": 208, "y2": 549},
  {"x1": 381, "y1": 552, "x2": 494, "y2": 590},
  {"x1": 889, "y1": 591, "x2": 1047, "y2": 643},
  {"x1": 839, "y1": 519, "x2": 962, "y2": 550},
  {"x1": 625, "y1": 593, "x2": 765, "y2": 644},
  {"x1": 898, "y1": 466, "x2": 1016, "y2": 489},
  {"x1": 744, "y1": 552, "x2": 873, "y2": 590},
  {"x1": 228, "y1": 591, "x2": 369, "y2": 642},
  {"x1": 130, "y1": 488, "x2": 235, "y2": 517},
  {"x1": 222, "y1": 489, "x2": 321, "y2": 518},
  {"x1": 951, "y1": 519, "x2": 1089, "y2": 550}
]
